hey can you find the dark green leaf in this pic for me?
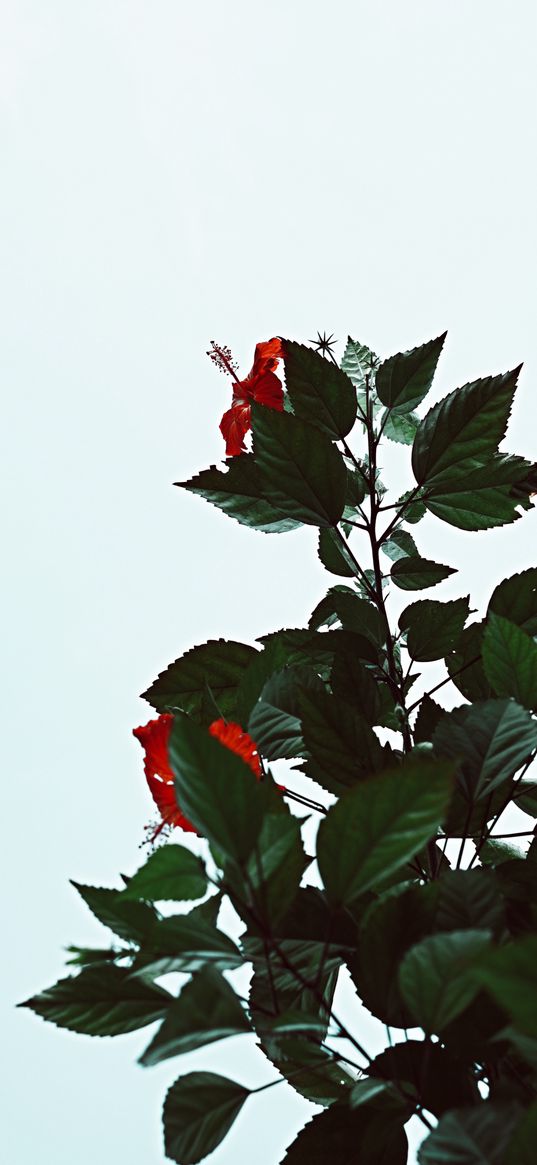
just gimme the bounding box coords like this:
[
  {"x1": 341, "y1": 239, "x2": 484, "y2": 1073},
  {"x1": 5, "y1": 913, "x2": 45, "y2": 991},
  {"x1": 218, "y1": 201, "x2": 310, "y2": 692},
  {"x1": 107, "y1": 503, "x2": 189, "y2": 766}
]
[
  {"x1": 65, "y1": 946, "x2": 121, "y2": 968},
  {"x1": 412, "y1": 366, "x2": 521, "y2": 485},
  {"x1": 20, "y1": 965, "x2": 170, "y2": 1036},
  {"x1": 122, "y1": 846, "x2": 207, "y2": 903},
  {"x1": 382, "y1": 529, "x2": 419, "y2": 562},
  {"x1": 163, "y1": 1072, "x2": 249, "y2": 1165},
  {"x1": 472, "y1": 935, "x2": 537, "y2": 1037},
  {"x1": 235, "y1": 631, "x2": 329, "y2": 725},
  {"x1": 400, "y1": 597, "x2": 470, "y2": 661},
  {"x1": 252, "y1": 403, "x2": 347, "y2": 526},
  {"x1": 177, "y1": 454, "x2": 302, "y2": 533},
  {"x1": 282, "y1": 341, "x2": 357, "y2": 439},
  {"x1": 446, "y1": 621, "x2": 492, "y2": 702},
  {"x1": 433, "y1": 699, "x2": 537, "y2": 801},
  {"x1": 482, "y1": 614, "x2": 537, "y2": 710},
  {"x1": 344, "y1": 464, "x2": 367, "y2": 509},
  {"x1": 248, "y1": 666, "x2": 324, "y2": 761},
  {"x1": 317, "y1": 757, "x2": 453, "y2": 904},
  {"x1": 506, "y1": 1100, "x2": 537, "y2": 1165},
  {"x1": 413, "y1": 695, "x2": 446, "y2": 744},
  {"x1": 418, "y1": 1103, "x2": 520, "y2": 1165},
  {"x1": 391, "y1": 557, "x2": 457, "y2": 591},
  {"x1": 243, "y1": 811, "x2": 307, "y2": 925},
  {"x1": 349, "y1": 1079, "x2": 400, "y2": 1108},
  {"x1": 350, "y1": 883, "x2": 440, "y2": 1026},
  {"x1": 168, "y1": 715, "x2": 276, "y2": 864},
  {"x1": 300, "y1": 687, "x2": 384, "y2": 795},
  {"x1": 139, "y1": 969, "x2": 249, "y2": 1065},
  {"x1": 330, "y1": 652, "x2": 382, "y2": 726},
  {"x1": 142, "y1": 638, "x2": 257, "y2": 721},
  {"x1": 370, "y1": 1040, "x2": 479, "y2": 1117},
  {"x1": 376, "y1": 333, "x2": 446, "y2": 414},
  {"x1": 399, "y1": 929, "x2": 491, "y2": 1032},
  {"x1": 131, "y1": 913, "x2": 243, "y2": 977},
  {"x1": 309, "y1": 589, "x2": 383, "y2": 645},
  {"x1": 515, "y1": 779, "x2": 537, "y2": 818},
  {"x1": 71, "y1": 883, "x2": 157, "y2": 945},
  {"x1": 396, "y1": 489, "x2": 427, "y2": 524},
  {"x1": 318, "y1": 527, "x2": 357, "y2": 577},
  {"x1": 489, "y1": 568, "x2": 537, "y2": 636},
  {"x1": 422, "y1": 454, "x2": 537, "y2": 530},
  {"x1": 281, "y1": 1102, "x2": 408, "y2": 1164},
  {"x1": 436, "y1": 869, "x2": 504, "y2": 934},
  {"x1": 382, "y1": 410, "x2": 420, "y2": 444}
]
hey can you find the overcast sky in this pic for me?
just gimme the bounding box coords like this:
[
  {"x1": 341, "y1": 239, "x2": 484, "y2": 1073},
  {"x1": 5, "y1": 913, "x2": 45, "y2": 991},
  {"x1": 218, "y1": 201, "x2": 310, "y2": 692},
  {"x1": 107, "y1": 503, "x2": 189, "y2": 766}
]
[{"x1": 2, "y1": 2, "x2": 537, "y2": 1163}]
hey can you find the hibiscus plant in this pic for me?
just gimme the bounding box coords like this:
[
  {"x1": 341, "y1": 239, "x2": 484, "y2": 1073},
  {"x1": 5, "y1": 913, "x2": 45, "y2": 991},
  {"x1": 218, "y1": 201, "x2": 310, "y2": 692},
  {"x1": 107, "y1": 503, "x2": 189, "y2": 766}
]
[{"x1": 22, "y1": 333, "x2": 537, "y2": 1164}]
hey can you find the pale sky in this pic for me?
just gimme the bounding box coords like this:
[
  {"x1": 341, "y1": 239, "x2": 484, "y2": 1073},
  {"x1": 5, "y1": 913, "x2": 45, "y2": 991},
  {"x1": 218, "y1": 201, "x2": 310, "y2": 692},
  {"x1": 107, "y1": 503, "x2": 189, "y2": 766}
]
[{"x1": 2, "y1": 2, "x2": 537, "y2": 1163}]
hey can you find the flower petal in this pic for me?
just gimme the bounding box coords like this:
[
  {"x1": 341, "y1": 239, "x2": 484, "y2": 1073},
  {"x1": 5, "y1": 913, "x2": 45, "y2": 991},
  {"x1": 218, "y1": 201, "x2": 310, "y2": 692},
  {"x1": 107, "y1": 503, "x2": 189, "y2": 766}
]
[
  {"x1": 219, "y1": 403, "x2": 251, "y2": 456},
  {"x1": 209, "y1": 718, "x2": 262, "y2": 777}
]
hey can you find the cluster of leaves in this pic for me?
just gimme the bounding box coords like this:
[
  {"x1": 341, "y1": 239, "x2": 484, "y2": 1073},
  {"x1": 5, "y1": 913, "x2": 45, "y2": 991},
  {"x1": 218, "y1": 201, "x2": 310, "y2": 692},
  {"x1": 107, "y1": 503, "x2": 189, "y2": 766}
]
[{"x1": 22, "y1": 334, "x2": 537, "y2": 1164}]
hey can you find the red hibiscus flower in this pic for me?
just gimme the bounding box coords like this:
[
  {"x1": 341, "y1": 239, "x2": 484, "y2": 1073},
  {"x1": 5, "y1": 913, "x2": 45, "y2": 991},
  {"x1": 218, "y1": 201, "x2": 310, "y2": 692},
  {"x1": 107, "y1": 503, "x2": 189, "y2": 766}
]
[
  {"x1": 133, "y1": 713, "x2": 262, "y2": 839},
  {"x1": 209, "y1": 337, "x2": 284, "y2": 456}
]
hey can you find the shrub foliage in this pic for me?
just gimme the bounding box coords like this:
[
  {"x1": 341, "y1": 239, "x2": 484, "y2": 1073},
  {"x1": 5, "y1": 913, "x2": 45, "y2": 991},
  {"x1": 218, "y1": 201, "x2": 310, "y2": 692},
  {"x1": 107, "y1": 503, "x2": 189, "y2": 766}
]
[{"x1": 22, "y1": 333, "x2": 537, "y2": 1163}]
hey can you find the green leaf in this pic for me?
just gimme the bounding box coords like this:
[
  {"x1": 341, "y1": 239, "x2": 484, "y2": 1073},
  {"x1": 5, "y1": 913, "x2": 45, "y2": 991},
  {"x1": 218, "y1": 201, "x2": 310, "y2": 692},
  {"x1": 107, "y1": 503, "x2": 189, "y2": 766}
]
[
  {"x1": 399, "y1": 929, "x2": 491, "y2": 1032},
  {"x1": 20, "y1": 965, "x2": 171, "y2": 1036},
  {"x1": 391, "y1": 556, "x2": 457, "y2": 591},
  {"x1": 396, "y1": 489, "x2": 427, "y2": 524},
  {"x1": 446, "y1": 621, "x2": 493, "y2": 702},
  {"x1": 163, "y1": 1071, "x2": 249, "y2": 1165},
  {"x1": 482, "y1": 614, "x2": 537, "y2": 710},
  {"x1": 370, "y1": 1040, "x2": 479, "y2": 1117},
  {"x1": 71, "y1": 883, "x2": 157, "y2": 945},
  {"x1": 433, "y1": 699, "x2": 537, "y2": 801},
  {"x1": 131, "y1": 913, "x2": 243, "y2": 978},
  {"x1": 142, "y1": 638, "x2": 257, "y2": 721},
  {"x1": 413, "y1": 695, "x2": 446, "y2": 744},
  {"x1": 235, "y1": 634, "x2": 317, "y2": 725},
  {"x1": 168, "y1": 714, "x2": 276, "y2": 864},
  {"x1": 418, "y1": 1103, "x2": 520, "y2": 1165},
  {"x1": 376, "y1": 333, "x2": 446, "y2": 414},
  {"x1": 472, "y1": 935, "x2": 537, "y2": 1037},
  {"x1": 400, "y1": 596, "x2": 470, "y2": 661},
  {"x1": 318, "y1": 527, "x2": 356, "y2": 577},
  {"x1": 350, "y1": 883, "x2": 440, "y2": 1026},
  {"x1": 309, "y1": 589, "x2": 383, "y2": 645},
  {"x1": 281, "y1": 1102, "x2": 408, "y2": 1164},
  {"x1": 300, "y1": 687, "x2": 384, "y2": 795},
  {"x1": 341, "y1": 336, "x2": 378, "y2": 389},
  {"x1": 122, "y1": 846, "x2": 207, "y2": 903},
  {"x1": 515, "y1": 779, "x2": 537, "y2": 817},
  {"x1": 382, "y1": 409, "x2": 420, "y2": 444},
  {"x1": 317, "y1": 757, "x2": 453, "y2": 904},
  {"x1": 252, "y1": 403, "x2": 347, "y2": 526},
  {"x1": 506, "y1": 1100, "x2": 537, "y2": 1165},
  {"x1": 489, "y1": 568, "x2": 537, "y2": 636},
  {"x1": 248, "y1": 666, "x2": 324, "y2": 761},
  {"x1": 139, "y1": 969, "x2": 249, "y2": 1065},
  {"x1": 382, "y1": 529, "x2": 419, "y2": 561},
  {"x1": 242, "y1": 811, "x2": 307, "y2": 925},
  {"x1": 343, "y1": 464, "x2": 367, "y2": 509},
  {"x1": 412, "y1": 366, "x2": 521, "y2": 485},
  {"x1": 65, "y1": 946, "x2": 121, "y2": 968},
  {"x1": 349, "y1": 1079, "x2": 400, "y2": 1109},
  {"x1": 422, "y1": 454, "x2": 537, "y2": 530},
  {"x1": 177, "y1": 454, "x2": 302, "y2": 533},
  {"x1": 282, "y1": 340, "x2": 357, "y2": 439},
  {"x1": 436, "y1": 869, "x2": 504, "y2": 933},
  {"x1": 330, "y1": 650, "x2": 382, "y2": 727}
]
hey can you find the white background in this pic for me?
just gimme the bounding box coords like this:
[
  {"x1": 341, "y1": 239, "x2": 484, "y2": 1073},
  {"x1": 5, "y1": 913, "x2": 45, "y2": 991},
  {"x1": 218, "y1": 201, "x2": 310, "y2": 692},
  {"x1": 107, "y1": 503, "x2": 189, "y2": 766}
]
[{"x1": 2, "y1": 2, "x2": 536, "y2": 1162}]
